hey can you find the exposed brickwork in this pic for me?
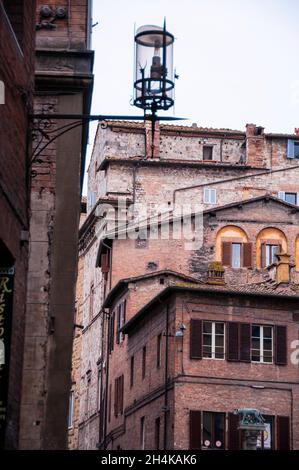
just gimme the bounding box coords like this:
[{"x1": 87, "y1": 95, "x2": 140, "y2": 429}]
[
  {"x1": 77, "y1": 119, "x2": 299, "y2": 450},
  {"x1": 19, "y1": 0, "x2": 93, "y2": 450},
  {"x1": 0, "y1": 0, "x2": 36, "y2": 449}
]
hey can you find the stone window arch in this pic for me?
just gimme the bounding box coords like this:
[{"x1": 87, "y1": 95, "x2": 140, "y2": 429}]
[
  {"x1": 215, "y1": 225, "x2": 252, "y2": 268},
  {"x1": 256, "y1": 227, "x2": 288, "y2": 269}
]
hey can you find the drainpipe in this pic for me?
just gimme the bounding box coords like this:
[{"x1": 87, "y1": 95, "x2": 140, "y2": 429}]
[
  {"x1": 103, "y1": 309, "x2": 110, "y2": 449},
  {"x1": 98, "y1": 308, "x2": 105, "y2": 447},
  {"x1": 163, "y1": 303, "x2": 170, "y2": 450}
]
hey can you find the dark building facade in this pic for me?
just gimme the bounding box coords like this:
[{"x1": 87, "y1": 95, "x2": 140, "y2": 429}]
[
  {"x1": 19, "y1": 0, "x2": 94, "y2": 450},
  {"x1": 0, "y1": 0, "x2": 36, "y2": 449}
]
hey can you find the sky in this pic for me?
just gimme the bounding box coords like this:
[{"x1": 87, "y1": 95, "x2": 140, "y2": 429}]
[{"x1": 83, "y1": 0, "x2": 299, "y2": 194}]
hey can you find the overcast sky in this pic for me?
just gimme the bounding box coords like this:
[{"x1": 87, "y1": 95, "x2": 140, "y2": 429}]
[{"x1": 83, "y1": 0, "x2": 299, "y2": 193}]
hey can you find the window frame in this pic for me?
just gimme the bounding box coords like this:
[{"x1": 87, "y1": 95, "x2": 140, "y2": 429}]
[
  {"x1": 68, "y1": 389, "x2": 74, "y2": 429},
  {"x1": 202, "y1": 321, "x2": 225, "y2": 360},
  {"x1": 204, "y1": 188, "x2": 217, "y2": 204},
  {"x1": 140, "y1": 416, "x2": 146, "y2": 450},
  {"x1": 203, "y1": 145, "x2": 213, "y2": 161},
  {"x1": 157, "y1": 333, "x2": 162, "y2": 369},
  {"x1": 142, "y1": 345, "x2": 146, "y2": 380},
  {"x1": 251, "y1": 324, "x2": 273, "y2": 364},
  {"x1": 202, "y1": 411, "x2": 225, "y2": 450}
]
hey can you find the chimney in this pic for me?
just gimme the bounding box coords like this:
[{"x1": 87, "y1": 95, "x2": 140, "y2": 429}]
[
  {"x1": 207, "y1": 262, "x2": 225, "y2": 285},
  {"x1": 245, "y1": 123, "x2": 266, "y2": 168},
  {"x1": 275, "y1": 252, "x2": 293, "y2": 284},
  {"x1": 294, "y1": 128, "x2": 299, "y2": 136},
  {"x1": 145, "y1": 119, "x2": 160, "y2": 158}
]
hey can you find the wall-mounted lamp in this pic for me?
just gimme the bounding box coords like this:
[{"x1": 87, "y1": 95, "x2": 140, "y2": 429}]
[{"x1": 175, "y1": 323, "x2": 186, "y2": 338}]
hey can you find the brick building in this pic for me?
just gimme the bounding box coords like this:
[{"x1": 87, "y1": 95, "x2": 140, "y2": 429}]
[
  {"x1": 74, "y1": 120, "x2": 299, "y2": 449},
  {"x1": 19, "y1": 0, "x2": 94, "y2": 450},
  {"x1": 0, "y1": 0, "x2": 36, "y2": 449}
]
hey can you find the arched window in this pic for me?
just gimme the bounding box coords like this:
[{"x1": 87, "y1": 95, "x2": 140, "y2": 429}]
[
  {"x1": 216, "y1": 226, "x2": 252, "y2": 268},
  {"x1": 256, "y1": 228, "x2": 287, "y2": 269}
]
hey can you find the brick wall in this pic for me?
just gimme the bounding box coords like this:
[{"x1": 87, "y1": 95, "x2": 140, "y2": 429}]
[{"x1": 0, "y1": 0, "x2": 36, "y2": 449}]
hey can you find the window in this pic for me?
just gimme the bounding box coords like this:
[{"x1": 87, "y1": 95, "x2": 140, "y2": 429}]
[
  {"x1": 257, "y1": 416, "x2": 274, "y2": 450},
  {"x1": 202, "y1": 412, "x2": 225, "y2": 449},
  {"x1": 68, "y1": 390, "x2": 74, "y2": 429},
  {"x1": 251, "y1": 325, "x2": 273, "y2": 363},
  {"x1": 140, "y1": 416, "x2": 145, "y2": 450},
  {"x1": 108, "y1": 384, "x2": 112, "y2": 423},
  {"x1": 130, "y1": 355, "x2": 134, "y2": 388},
  {"x1": 232, "y1": 243, "x2": 241, "y2": 268},
  {"x1": 264, "y1": 244, "x2": 280, "y2": 267},
  {"x1": 155, "y1": 417, "x2": 161, "y2": 450},
  {"x1": 203, "y1": 322, "x2": 225, "y2": 359},
  {"x1": 97, "y1": 369, "x2": 102, "y2": 411},
  {"x1": 116, "y1": 300, "x2": 126, "y2": 344},
  {"x1": 3, "y1": 0, "x2": 24, "y2": 51},
  {"x1": 142, "y1": 346, "x2": 146, "y2": 380},
  {"x1": 89, "y1": 283, "x2": 94, "y2": 321},
  {"x1": 278, "y1": 191, "x2": 298, "y2": 205},
  {"x1": 204, "y1": 188, "x2": 217, "y2": 204},
  {"x1": 203, "y1": 145, "x2": 213, "y2": 161},
  {"x1": 157, "y1": 334, "x2": 162, "y2": 368},
  {"x1": 222, "y1": 241, "x2": 253, "y2": 268},
  {"x1": 85, "y1": 373, "x2": 91, "y2": 416},
  {"x1": 108, "y1": 311, "x2": 115, "y2": 354},
  {"x1": 287, "y1": 139, "x2": 299, "y2": 159},
  {"x1": 114, "y1": 375, "x2": 124, "y2": 417}
]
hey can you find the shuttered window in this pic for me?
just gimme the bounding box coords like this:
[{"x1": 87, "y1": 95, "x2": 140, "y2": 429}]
[
  {"x1": 228, "y1": 413, "x2": 241, "y2": 450},
  {"x1": 101, "y1": 253, "x2": 110, "y2": 273},
  {"x1": 275, "y1": 325, "x2": 287, "y2": 365},
  {"x1": 240, "y1": 323, "x2": 251, "y2": 362},
  {"x1": 190, "y1": 411, "x2": 201, "y2": 450},
  {"x1": 227, "y1": 322, "x2": 239, "y2": 361},
  {"x1": 190, "y1": 319, "x2": 202, "y2": 359},
  {"x1": 108, "y1": 311, "x2": 115, "y2": 354},
  {"x1": 277, "y1": 416, "x2": 290, "y2": 450},
  {"x1": 116, "y1": 300, "x2": 126, "y2": 344},
  {"x1": 222, "y1": 241, "x2": 252, "y2": 268},
  {"x1": 114, "y1": 374, "x2": 124, "y2": 417}
]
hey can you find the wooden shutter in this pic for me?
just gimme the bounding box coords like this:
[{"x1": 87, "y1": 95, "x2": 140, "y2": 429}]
[
  {"x1": 275, "y1": 325, "x2": 287, "y2": 365},
  {"x1": 116, "y1": 305, "x2": 121, "y2": 345},
  {"x1": 287, "y1": 139, "x2": 295, "y2": 159},
  {"x1": 190, "y1": 319, "x2": 202, "y2": 359},
  {"x1": 227, "y1": 322, "x2": 239, "y2": 361},
  {"x1": 277, "y1": 416, "x2": 290, "y2": 450},
  {"x1": 228, "y1": 413, "x2": 241, "y2": 450},
  {"x1": 243, "y1": 243, "x2": 253, "y2": 268},
  {"x1": 114, "y1": 377, "x2": 118, "y2": 417},
  {"x1": 110, "y1": 311, "x2": 115, "y2": 352},
  {"x1": 120, "y1": 375, "x2": 124, "y2": 415},
  {"x1": 190, "y1": 410, "x2": 201, "y2": 450},
  {"x1": 101, "y1": 253, "x2": 110, "y2": 273},
  {"x1": 240, "y1": 323, "x2": 251, "y2": 362},
  {"x1": 261, "y1": 242, "x2": 266, "y2": 268},
  {"x1": 222, "y1": 241, "x2": 232, "y2": 266}
]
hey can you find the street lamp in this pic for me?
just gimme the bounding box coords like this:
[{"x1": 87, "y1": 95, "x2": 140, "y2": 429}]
[{"x1": 134, "y1": 21, "x2": 175, "y2": 116}]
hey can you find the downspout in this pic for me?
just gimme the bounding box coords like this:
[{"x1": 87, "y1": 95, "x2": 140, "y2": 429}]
[
  {"x1": 103, "y1": 309, "x2": 110, "y2": 449},
  {"x1": 98, "y1": 308, "x2": 105, "y2": 446},
  {"x1": 163, "y1": 303, "x2": 169, "y2": 450}
]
